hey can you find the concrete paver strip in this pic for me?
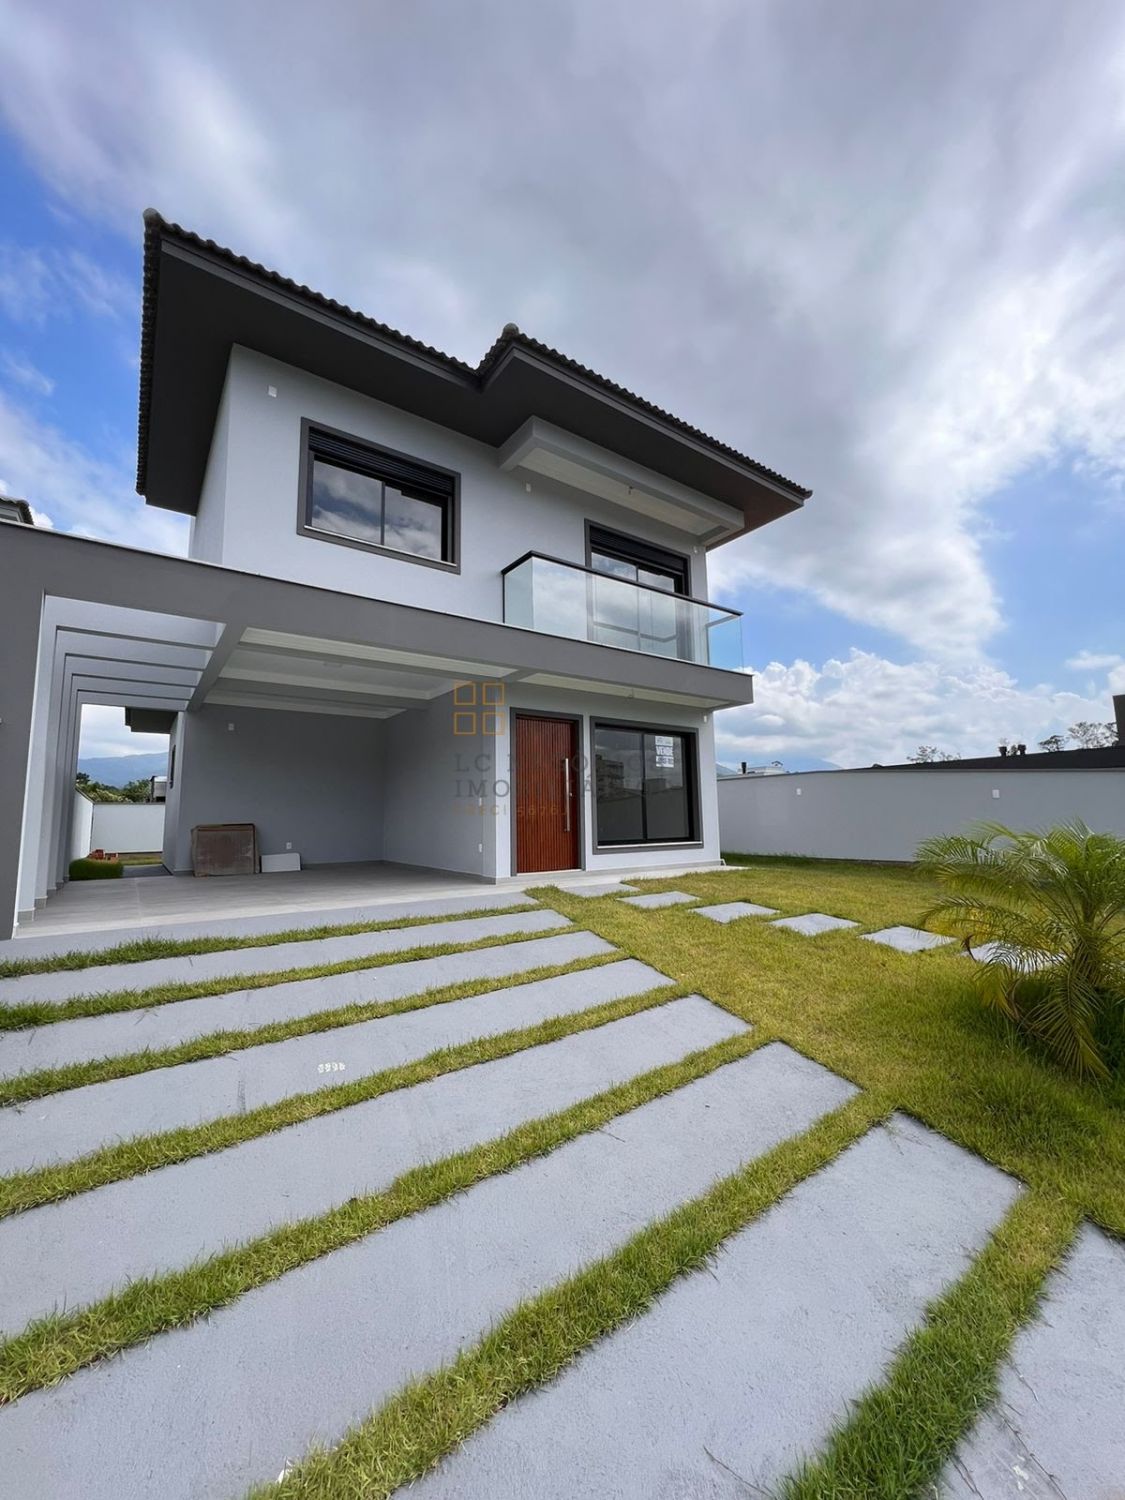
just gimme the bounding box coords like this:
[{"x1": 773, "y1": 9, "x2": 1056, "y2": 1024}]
[
  {"x1": 0, "y1": 996, "x2": 748, "y2": 1336},
  {"x1": 940, "y1": 1223, "x2": 1125, "y2": 1499},
  {"x1": 0, "y1": 961, "x2": 675, "y2": 1174},
  {"x1": 0, "y1": 931, "x2": 613, "y2": 1080},
  {"x1": 0, "y1": 891, "x2": 538, "y2": 966},
  {"x1": 693, "y1": 901, "x2": 779, "y2": 922},
  {"x1": 771, "y1": 912, "x2": 859, "y2": 936},
  {"x1": 0, "y1": 909, "x2": 569, "y2": 1009},
  {"x1": 411, "y1": 1116, "x2": 1022, "y2": 1499},
  {"x1": 0, "y1": 1044, "x2": 855, "y2": 1500},
  {"x1": 618, "y1": 891, "x2": 698, "y2": 909},
  {"x1": 861, "y1": 925, "x2": 953, "y2": 953},
  {"x1": 968, "y1": 942, "x2": 1056, "y2": 970}
]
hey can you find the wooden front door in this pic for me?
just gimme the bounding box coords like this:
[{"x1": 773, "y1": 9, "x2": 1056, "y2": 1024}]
[{"x1": 514, "y1": 715, "x2": 581, "y2": 874}]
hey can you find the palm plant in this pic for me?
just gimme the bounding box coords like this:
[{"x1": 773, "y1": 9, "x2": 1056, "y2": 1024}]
[{"x1": 916, "y1": 821, "x2": 1125, "y2": 1078}]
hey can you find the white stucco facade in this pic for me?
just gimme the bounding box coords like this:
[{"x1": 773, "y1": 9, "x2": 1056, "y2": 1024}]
[{"x1": 189, "y1": 346, "x2": 715, "y2": 613}]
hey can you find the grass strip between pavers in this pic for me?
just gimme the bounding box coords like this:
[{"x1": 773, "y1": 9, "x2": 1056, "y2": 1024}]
[
  {"x1": 0, "y1": 1025, "x2": 790, "y2": 1403},
  {"x1": 0, "y1": 951, "x2": 621, "y2": 1106},
  {"x1": 0, "y1": 921, "x2": 574, "y2": 1030},
  {"x1": 781, "y1": 1191, "x2": 1081, "y2": 1500},
  {"x1": 243, "y1": 1091, "x2": 883, "y2": 1500},
  {"x1": 0, "y1": 979, "x2": 684, "y2": 1217},
  {"x1": 0, "y1": 902, "x2": 542, "y2": 980}
]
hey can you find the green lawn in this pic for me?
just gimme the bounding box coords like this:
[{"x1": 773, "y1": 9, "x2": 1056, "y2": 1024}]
[
  {"x1": 292, "y1": 857, "x2": 1120, "y2": 1500},
  {"x1": 4, "y1": 857, "x2": 1123, "y2": 1499}
]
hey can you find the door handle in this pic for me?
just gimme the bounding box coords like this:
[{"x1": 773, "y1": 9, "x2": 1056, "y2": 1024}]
[{"x1": 562, "y1": 756, "x2": 572, "y2": 832}]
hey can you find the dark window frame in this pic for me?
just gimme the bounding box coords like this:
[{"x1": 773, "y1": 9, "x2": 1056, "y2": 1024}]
[
  {"x1": 591, "y1": 718, "x2": 702, "y2": 848},
  {"x1": 584, "y1": 523, "x2": 694, "y2": 658},
  {"x1": 297, "y1": 418, "x2": 461, "y2": 573},
  {"x1": 584, "y1": 522, "x2": 691, "y2": 594}
]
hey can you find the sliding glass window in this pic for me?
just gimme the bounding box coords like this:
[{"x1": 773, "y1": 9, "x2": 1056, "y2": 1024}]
[
  {"x1": 301, "y1": 425, "x2": 457, "y2": 567},
  {"x1": 587, "y1": 525, "x2": 690, "y2": 657},
  {"x1": 593, "y1": 723, "x2": 696, "y2": 845}
]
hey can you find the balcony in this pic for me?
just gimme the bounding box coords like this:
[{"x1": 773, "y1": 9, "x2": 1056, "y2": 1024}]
[{"x1": 502, "y1": 552, "x2": 743, "y2": 670}]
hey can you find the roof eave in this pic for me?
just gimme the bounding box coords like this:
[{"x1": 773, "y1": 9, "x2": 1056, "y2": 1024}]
[{"x1": 136, "y1": 212, "x2": 812, "y2": 524}]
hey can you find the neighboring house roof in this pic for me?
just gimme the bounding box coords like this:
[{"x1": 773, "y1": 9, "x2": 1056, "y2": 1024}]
[
  {"x1": 0, "y1": 496, "x2": 34, "y2": 525},
  {"x1": 137, "y1": 211, "x2": 811, "y2": 535}
]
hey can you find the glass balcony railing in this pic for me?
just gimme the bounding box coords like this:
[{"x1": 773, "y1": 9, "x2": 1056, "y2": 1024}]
[{"x1": 502, "y1": 552, "x2": 743, "y2": 670}]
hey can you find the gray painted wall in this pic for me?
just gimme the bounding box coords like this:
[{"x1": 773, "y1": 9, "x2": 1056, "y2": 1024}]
[
  {"x1": 70, "y1": 792, "x2": 94, "y2": 864},
  {"x1": 88, "y1": 801, "x2": 166, "y2": 856},
  {"x1": 718, "y1": 767, "x2": 1125, "y2": 862},
  {"x1": 381, "y1": 693, "x2": 493, "y2": 880},
  {"x1": 189, "y1": 371, "x2": 231, "y2": 562},
  {"x1": 165, "y1": 705, "x2": 384, "y2": 871},
  {"x1": 161, "y1": 713, "x2": 186, "y2": 870},
  {"x1": 193, "y1": 347, "x2": 715, "y2": 615}
]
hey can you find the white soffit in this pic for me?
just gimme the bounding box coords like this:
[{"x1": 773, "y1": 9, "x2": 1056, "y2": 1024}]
[
  {"x1": 498, "y1": 418, "x2": 744, "y2": 541},
  {"x1": 205, "y1": 691, "x2": 402, "y2": 721},
  {"x1": 219, "y1": 646, "x2": 452, "y2": 700},
  {"x1": 519, "y1": 672, "x2": 721, "y2": 709},
  {"x1": 238, "y1": 628, "x2": 513, "y2": 679}
]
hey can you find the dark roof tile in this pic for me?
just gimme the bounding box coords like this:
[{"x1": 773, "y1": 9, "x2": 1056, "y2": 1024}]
[{"x1": 137, "y1": 211, "x2": 811, "y2": 503}]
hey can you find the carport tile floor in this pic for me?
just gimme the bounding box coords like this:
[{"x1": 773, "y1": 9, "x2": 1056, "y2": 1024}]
[
  {"x1": 411, "y1": 1117, "x2": 1021, "y2": 1500},
  {"x1": 0, "y1": 907, "x2": 567, "y2": 1008},
  {"x1": 0, "y1": 960, "x2": 676, "y2": 1175},
  {"x1": 0, "y1": 930, "x2": 612, "y2": 1078},
  {"x1": 940, "y1": 1224, "x2": 1125, "y2": 1499},
  {"x1": 771, "y1": 912, "x2": 860, "y2": 936},
  {"x1": 692, "y1": 900, "x2": 779, "y2": 922},
  {"x1": 0, "y1": 996, "x2": 747, "y2": 1336},
  {"x1": 1, "y1": 889, "x2": 539, "y2": 965},
  {"x1": 618, "y1": 891, "x2": 698, "y2": 909},
  {"x1": 0, "y1": 1046, "x2": 855, "y2": 1500}
]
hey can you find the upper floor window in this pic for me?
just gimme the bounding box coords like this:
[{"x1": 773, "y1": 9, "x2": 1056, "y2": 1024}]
[
  {"x1": 300, "y1": 423, "x2": 458, "y2": 569},
  {"x1": 587, "y1": 524, "x2": 689, "y2": 595},
  {"x1": 586, "y1": 524, "x2": 692, "y2": 656}
]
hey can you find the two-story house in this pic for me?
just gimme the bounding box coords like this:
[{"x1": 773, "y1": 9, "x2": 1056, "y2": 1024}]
[{"x1": 0, "y1": 213, "x2": 809, "y2": 937}]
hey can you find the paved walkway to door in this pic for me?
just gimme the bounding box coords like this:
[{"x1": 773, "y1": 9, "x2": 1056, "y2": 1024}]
[{"x1": 0, "y1": 870, "x2": 1117, "y2": 1499}]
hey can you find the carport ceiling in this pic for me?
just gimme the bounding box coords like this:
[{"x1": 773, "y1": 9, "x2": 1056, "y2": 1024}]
[{"x1": 209, "y1": 640, "x2": 471, "y2": 718}]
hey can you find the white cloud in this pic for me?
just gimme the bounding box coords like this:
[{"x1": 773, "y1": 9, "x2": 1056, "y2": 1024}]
[
  {"x1": 716, "y1": 649, "x2": 1116, "y2": 768},
  {"x1": 0, "y1": 390, "x2": 189, "y2": 553},
  {"x1": 1066, "y1": 650, "x2": 1124, "y2": 672},
  {"x1": 0, "y1": 240, "x2": 131, "y2": 324},
  {"x1": 0, "y1": 2, "x2": 1125, "y2": 657},
  {"x1": 0, "y1": 349, "x2": 55, "y2": 395},
  {"x1": 78, "y1": 705, "x2": 169, "y2": 760}
]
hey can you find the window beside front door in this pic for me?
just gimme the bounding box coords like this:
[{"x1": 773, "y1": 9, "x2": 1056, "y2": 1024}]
[{"x1": 593, "y1": 723, "x2": 697, "y2": 845}]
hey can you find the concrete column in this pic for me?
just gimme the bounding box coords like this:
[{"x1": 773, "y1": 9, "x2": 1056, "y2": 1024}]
[
  {"x1": 0, "y1": 569, "x2": 45, "y2": 939},
  {"x1": 15, "y1": 602, "x2": 60, "y2": 918}
]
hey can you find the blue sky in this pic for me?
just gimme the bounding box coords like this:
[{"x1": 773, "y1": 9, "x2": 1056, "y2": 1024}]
[{"x1": 0, "y1": 0, "x2": 1122, "y2": 769}]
